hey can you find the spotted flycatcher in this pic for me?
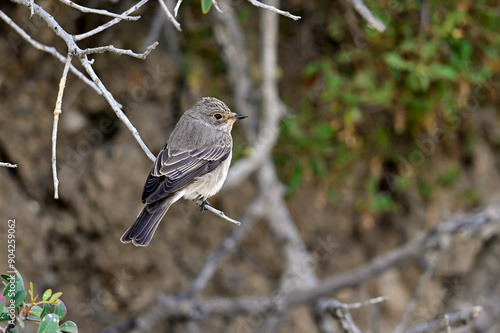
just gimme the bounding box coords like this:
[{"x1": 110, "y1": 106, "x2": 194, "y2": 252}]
[{"x1": 121, "y1": 97, "x2": 248, "y2": 246}]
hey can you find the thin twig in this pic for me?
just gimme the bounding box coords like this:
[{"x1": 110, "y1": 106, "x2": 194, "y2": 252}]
[
  {"x1": 73, "y1": 0, "x2": 150, "y2": 41},
  {"x1": 189, "y1": 197, "x2": 265, "y2": 295},
  {"x1": 319, "y1": 296, "x2": 389, "y2": 312},
  {"x1": 28, "y1": 0, "x2": 33, "y2": 18},
  {"x1": 246, "y1": 0, "x2": 301, "y2": 20},
  {"x1": 10, "y1": 0, "x2": 156, "y2": 161},
  {"x1": 394, "y1": 256, "x2": 439, "y2": 333},
  {"x1": 444, "y1": 315, "x2": 451, "y2": 333},
  {"x1": 79, "y1": 55, "x2": 156, "y2": 161},
  {"x1": 318, "y1": 296, "x2": 388, "y2": 333},
  {"x1": 345, "y1": 0, "x2": 386, "y2": 32},
  {"x1": 202, "y1": 202, "x2": 241, "y2": 225},
  {"x1": 127, "y1": 207, "x2": 500, "y2": 319},
  {"x1": 0, "y1": 162, "x2": 17, "y2": 168},
  {"x1": 174, "y1": 0, "x2": 183, "y2": 16},
  {"x1": 57, "y1": 0, "x2": 141, "y2": 20},
  {"x1": 79, "y1": 42, "x2": 158, "y2": 58},
  {"x1": 158, "y1": 0, "x2": 182, "y2": 31},
  {"x1": 52, "y1": 55, "x2": 73, "y2": 199},
  {"x1": 336, "y1": 309, "x2": 363, "y2": 333},
  {"x1": 405, "y1": 306, "x2": 483, "y2": 333},
  {"x1": 212, "y1": 0, "x2": 222, "y2": 13},
  {"x1": 0, "y1": 9, "x2": 100, "y2": 94}
]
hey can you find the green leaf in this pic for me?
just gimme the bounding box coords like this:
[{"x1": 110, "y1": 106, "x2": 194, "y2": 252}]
[
  {"x1": 38, "y1": 313, "x2": 60, "y2": 333},
  {"x1": 1, "y1": 274, "x2": 11, "y2": 282},
  {"x1": 40, "y1": 303, "x2": 51, "y2": 319},
  {"x1": 60, "y1": 321, "x2": 78, "y2": 333},
  {"x1": 429, "y1": 64, "x2": 457, "y2": 80},
  {"x1": 0, "y1": 300, "x2": 4, "y2": 314},
  {"x1": 42, "y1": 289, "x2": 52, "y2": 302},
  {"x1": 14, "y1": 290, "x2": 26, "y2": 307},
  {"x1": 54, "y1": 301, "x2": 67, "y2": 320},
  {"x1": 18, "y1": 317, "x2": 25, "y2": 328},
  {"x1": 384, "y1": 52, "x2": 413, "y2": 71},
  {"x1": 49, "y1": 292, "x2": 62, "y2": 303},
  {"x1": 201, "y1": 0, "x2": 212, "y2": 14},
  {"x1": 28, "y1": 305, "x2": 43, "y2": 320},
  {"x1": 0, "y1": 313, "x2": 9, "y2": 321}
]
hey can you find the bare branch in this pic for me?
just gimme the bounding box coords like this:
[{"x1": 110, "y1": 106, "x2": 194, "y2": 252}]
[
  {"x1": 394, "y1": 256, "x2": 438, "y2": 333},
  {"x1": 212, "y1": 0, "x2": 223, "y2": 13},
  {"x1": 158, "y1": 0, "x2": 182, "y2": 31},
  {"x1": 287, "y1": 206, "x2": 500, "y2": 305},
  {"x1": 73, "y1": 0, "x2": 150, "y2": 41},
  {"x1": 138, "y1": 206, "x2": 500, "y2": 319},
  {"x1": 52, "y1": 55, "x2": 72, "y2": 199},
  {"x1": 317, "y1": 296, "x2": 388, "y2": 333},
  {"x1": 79, "y1": 42, "x2": 159, "y2": 58},
  {"x1": 78, "y1": 56, "x2": 156, "y2": 161},
  {"x1": 174, "y1": 0, "x2": 183, "y2": 16},
  {"x1": 201, "y1": 202, "x2": 241, "y2": 225},
  {"x1": 0, "y1": 162, "x2": 17, "y2": 168},
  {"x1": 246, "y1": 0, "x2": 301, "y2": 20},
  {"x1": 345, "y1": 0, "x2": 386, "y2": 32},
  {"x1": 57, "y1": 0, "x2": 141, "y2": 21},
  {"x1": 319, "y1": 296, "x2": 389, "y2": 312},
  {"x1": 0, "y1": 9, "x2": 100, "y2": 94},
  {"x1": 405, "y1": 306, "x2": 483, "y2": 333}
]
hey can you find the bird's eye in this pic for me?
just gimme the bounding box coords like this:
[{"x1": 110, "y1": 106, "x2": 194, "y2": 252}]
[{"x1": 213, "y1": 113, "x2": 223, "y2": 120}]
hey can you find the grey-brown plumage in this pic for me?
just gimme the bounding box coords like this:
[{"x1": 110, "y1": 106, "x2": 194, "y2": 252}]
[{"x1": 121, "y1": 97, "x2": 247, "y2": 246}]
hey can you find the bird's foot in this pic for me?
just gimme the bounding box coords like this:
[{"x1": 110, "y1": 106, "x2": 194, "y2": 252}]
[{"x1": 196, "y1": 199, "x2": 210, "y2": 213}]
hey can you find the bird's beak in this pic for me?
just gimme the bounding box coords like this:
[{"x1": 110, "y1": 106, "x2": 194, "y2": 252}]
[{"x1": 230, "y1": 113, "x2": 249, "y2": 120}]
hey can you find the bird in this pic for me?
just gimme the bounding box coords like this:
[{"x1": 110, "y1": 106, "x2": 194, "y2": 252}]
[{"x1": 121, "y1": 97, "x2": 248, "y2": 246}]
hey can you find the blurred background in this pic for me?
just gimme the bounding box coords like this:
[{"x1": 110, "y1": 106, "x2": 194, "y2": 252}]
[{"x1": 1, "y1": 0, "x2": 500, "y2": 332}]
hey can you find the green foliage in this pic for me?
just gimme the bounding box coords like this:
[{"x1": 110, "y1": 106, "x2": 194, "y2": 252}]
[
  {"x1": 0, "y1": 270, "x2": 78, "y2": 333},
  {"x1": 201, "y1": 0, "x2": 213, "y2": 14},
  {"x1": 276, "y1": 0, "x2": 500, "y2": 215}
]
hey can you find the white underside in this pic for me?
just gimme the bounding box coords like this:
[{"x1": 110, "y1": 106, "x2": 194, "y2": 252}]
[{"x1": 181, "y1": 152, "x2": 232, "y2": 202}]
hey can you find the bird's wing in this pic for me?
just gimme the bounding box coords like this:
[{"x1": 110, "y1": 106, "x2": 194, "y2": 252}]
[{"x1": 142, "y1": 143, "x2": 231, "y2": 204}]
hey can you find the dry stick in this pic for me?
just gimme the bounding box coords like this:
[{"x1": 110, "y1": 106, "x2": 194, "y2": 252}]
[
  {"x1": 444, "y1": 315, "x2": 451, "y2": 333},
  {"x1": 202, "y1": 202, "x2": 241, "y2": 225},
  {"x1": 210, "y1": 0, "x2": 259, "y2": 145},
  {"x1": 158, "y1": 0, "x2": 181, "y2": 31},
  {"x1": 318, "y1": 296, "x2": 389, "y2": 333},
  {"x1": 211, "y1": 0, "x2": 222, "y2": 13},
  {"x1": 73, "y1": 0, "x2": 150, "y2": 41},
  {"x1": 11, "y1": 0, "x2": 156, "y2": 162},
  {"x1": 174, "y1": 0, "x2": 183, "y2": 16},
  {"x1": 0, "y1": 162, "x2": 17, "y2": 168},
  {"x1": 393, "y1": 256, "x2": 438, "y2": 333},
  {"x1": 247, "y1": 0, "x2": 301, "y2": 20},
  {"x1": 79, "y1": 42, "x2": 158, "y2": 58},
  {"x1": 52, "y1": 55, "x2": 72, "y2": 199},
  {"x1": 126, "y1": 199, "x2": 266, "y2": 333},
  {"x1": 405, "y1": 306, "x2": 483, "y2": 333},
  {"x1": 57, "y1": 0, "x2": 141, "y2": 20},
  {"x1": 345, "y1": 0, "x2": 386, "y2": 32},
  {"x1": 319, "y1": 296, "x2": 389, "y2": 312},
  {"x1": 255, "y1": 2, "x2": 325, "y2": 332},
  {"x1": 0, "y1": 9, "x2": 100, "y2": 94}
]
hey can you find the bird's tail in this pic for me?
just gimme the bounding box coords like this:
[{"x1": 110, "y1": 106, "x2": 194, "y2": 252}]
[{"x1": 120, "y1": 197, "x2": 174, "y2": 247}]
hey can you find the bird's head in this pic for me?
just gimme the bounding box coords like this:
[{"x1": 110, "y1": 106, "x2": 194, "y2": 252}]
[{"x1": 188, "y1": 97, "x2": 248, "y2": 132}]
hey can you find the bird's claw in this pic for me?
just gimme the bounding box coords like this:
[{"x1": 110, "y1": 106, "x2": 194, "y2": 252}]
[{"x1": 198, "y1": 199, "x2": 210, "y2": 213}]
